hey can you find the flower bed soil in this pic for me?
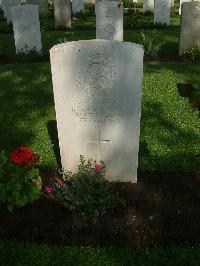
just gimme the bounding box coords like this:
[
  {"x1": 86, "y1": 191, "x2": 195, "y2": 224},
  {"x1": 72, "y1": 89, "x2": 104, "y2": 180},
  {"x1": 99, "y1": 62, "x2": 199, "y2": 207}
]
[{"x1": 0, "y1": 171, "x2": 200, "y2": 248}]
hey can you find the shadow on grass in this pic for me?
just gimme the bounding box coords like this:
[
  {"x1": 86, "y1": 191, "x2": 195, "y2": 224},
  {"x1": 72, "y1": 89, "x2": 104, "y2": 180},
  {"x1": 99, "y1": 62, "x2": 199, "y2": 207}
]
[{"x1": 47, "y1": 120, "x2": 61, "y2": 169}]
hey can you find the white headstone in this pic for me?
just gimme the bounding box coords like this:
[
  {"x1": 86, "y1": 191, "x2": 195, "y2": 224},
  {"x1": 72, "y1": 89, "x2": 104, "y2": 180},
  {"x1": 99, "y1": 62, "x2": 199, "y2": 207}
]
[
  {"x1": 143, "y1": 0, "x2": 154, "y2": 13},
  {"x1": 96, "y1": 1, "x2": 123, "y2": 41},
  {"x1": 154, "y1": 0, "x2": 171, "y2": 25},
  {"x1": 11, "y1": 5, "x2": 42, "y2": 54},
  {"x1": 179, "y1": 0, "x2": 192, "y2": 15},
  {"x1": 50, "y1": 40, "x2": 144, "y2": 183},
  {"x1": 54, "y1": 0, "x2": 71, "y2": 28},
  {"x1": 179, "y1": 1, "x2": 200, "y2": 55},
  {"x1": 2, "y1": 0, "x2": 20, "y2": 23},
  {"x1": 72, "y1": 0, "x2": 84, "y2": 15}
]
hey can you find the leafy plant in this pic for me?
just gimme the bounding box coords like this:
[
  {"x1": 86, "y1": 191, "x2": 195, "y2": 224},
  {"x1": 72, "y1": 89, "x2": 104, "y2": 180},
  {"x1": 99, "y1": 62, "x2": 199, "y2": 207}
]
[
  {"x1": 44, "y1": 156, "x2": 125, "y2": 223},
  {"x1": 74, "y1": 10, "x2": 88, "y2": 22},
  {"x1": 0, "y1": 147, "x2": 42, "y2": 211},
  {"x1": 126, "y1": 10, "x2": 152, "y2": 29},
  {"x1": 139, "y1": 30, "x2": 165, "y2": 56},
  {"x1": 85, "y1": 4, "x2": 95, "y2": 16},
  {"x1": 184, "y1": 46, "x2": 200, "y2": 64}
]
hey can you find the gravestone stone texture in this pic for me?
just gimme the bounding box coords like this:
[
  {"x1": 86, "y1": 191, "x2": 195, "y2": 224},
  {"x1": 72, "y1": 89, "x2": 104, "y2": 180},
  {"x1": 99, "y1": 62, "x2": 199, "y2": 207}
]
[
  {"x1": 11, "y1": 4, "x2": 42, "y2": 54},
  {"x1": 154, "y1": 0, "x2": 171, "y2": 25},
  {"x1": 72, "y1": 0, "x2": 84, "y2": 14},
  {"x1": 179, "y1": 0, "x2": 192, "y2": 15},
  {"x1": 2, "y1": 0, "x2": 20, "y2": 23},
  {"x1": 179, "y1": 1, "x2": 200, "y2": 55},
  {"x1": 50, "y1": 39, "x2": 144, "y2": 182},
  {"x1": 54, "y1": 0, "x2": 71, "y2": 28},
  {"x1": 143, "y1": 0, "x2": 154, "y2": 13},
  {"x1": 96, "y1": 1, "x2": 123, "y2": 41}
]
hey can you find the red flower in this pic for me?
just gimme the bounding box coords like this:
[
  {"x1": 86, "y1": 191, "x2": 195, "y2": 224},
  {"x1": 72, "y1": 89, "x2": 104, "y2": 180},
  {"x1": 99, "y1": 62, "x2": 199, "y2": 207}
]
[
  {"x1": 95, "y1": 164, "x2": 103, "y2": 172},
  {"x1": 11, "y1": 147, "x2": 39, "y2": 169},
  {"x1": 57, "y1": 180, "x2": 65, "y2": 187}
]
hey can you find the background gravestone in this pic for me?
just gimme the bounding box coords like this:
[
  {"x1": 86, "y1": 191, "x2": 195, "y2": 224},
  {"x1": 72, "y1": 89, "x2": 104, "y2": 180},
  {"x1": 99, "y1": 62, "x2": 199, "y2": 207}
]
[
  {"x1": 143, "y1": 0, "x2": 154, "y2": 13},
  {"x1": 179, "y1": 0, "x2": 192, "y2": 15},
  {"x1": 179, "y1": 1, "x2": 200, "y2": 55},
  {"x1": 154, "y1": 0, "x2": 171, "y2": 25},
  {"x1": 72, "y1": 0, "x2": 84, "y2": 15},
  {"x1": 11, "y1": 4, "x2": 42, "y2": 54},
  {"x1": 50, "y1": 40, "x2": 144, "y2": 182},
  {"x1": 2, "y1": 0, "x2": 21, "y2": 23},
  {"x1": 54, "y1": 0, "x2": 71, "y2": 28},
  {"x1": 96, "y1": 1, "x2": 123, "y2": 41}
]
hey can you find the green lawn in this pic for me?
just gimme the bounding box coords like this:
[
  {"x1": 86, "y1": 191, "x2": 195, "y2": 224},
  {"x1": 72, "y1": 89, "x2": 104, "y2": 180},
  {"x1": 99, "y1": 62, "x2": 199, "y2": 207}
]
[
  {"x1": 1, "y1": 240, "x2": 200, "y2": 266},
  {"x1": 0, "y1": 12, "x2": 181, "y2": 57},
  {"x1": 0, "y1": 62, "x2": 199, "y2": 172}
]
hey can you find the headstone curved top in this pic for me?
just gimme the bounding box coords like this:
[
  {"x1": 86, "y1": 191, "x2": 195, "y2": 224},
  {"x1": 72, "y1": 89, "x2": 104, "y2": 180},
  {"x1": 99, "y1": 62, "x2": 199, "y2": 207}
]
[
  {"x1": 179, "y1": 1, "x2": 200, "y2": 55},
  {"x1": 179, "y1": 0, "x2": 192, "y2": 15},
  {"x1": 50, "y1": 39, "x2": 144, "y2": 182},
  {"x1": 2, "y1": 0, "x2": 20, "y2": 23},
  {"x1": 11, "y1": 4, "x2": 42, "y2": 54},
  {"x1": 95, "y1": 1, "x2": 123, "y2": 41}
]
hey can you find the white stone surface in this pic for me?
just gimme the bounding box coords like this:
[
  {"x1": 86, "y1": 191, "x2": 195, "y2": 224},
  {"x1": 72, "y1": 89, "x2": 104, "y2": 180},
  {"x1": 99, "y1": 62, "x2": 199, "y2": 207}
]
[
  {"x1": 179, "y1": 0, "x2": 192, "y2": 15},
  {"x1": 72, "y1": 0, "x2": 84, "y2": 14},
  {"x1": 154, "y1": 0, "x2": 171, "y2": 25},
  {"x1": 2, "y1": 0, "x2": 20, "y2": 23},
  {"x1": 143, "y1": 0, "x2": 154, "y2": 13},
  {"x1": 50, "y1": 39, "x2": 144, "y2": 182},
  {"x1": 179, "y1": 1, "x2": 200, "y2": 55},
  {"x1": 96, "y1": 1, "x2": 123, "y2": 41},
  {"x1": 11, "y1": 4, "x2": 42, "y2": 54},
  {"x1": 54, "y1": 0, "x2": 71, "y2": 28}
]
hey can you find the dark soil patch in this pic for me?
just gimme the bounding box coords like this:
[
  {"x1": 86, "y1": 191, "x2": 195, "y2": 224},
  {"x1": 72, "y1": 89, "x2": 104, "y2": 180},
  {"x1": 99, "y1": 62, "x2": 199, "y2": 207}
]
[
  {"x1": 0, "y1": 54, "x2": 186, "y2": 64},
  {"x1": 0, "y1": 55, "x2": 50, "y2": 64},
  {"x1": 0, "y1": 171, "x2": 200, "y2": 248}
]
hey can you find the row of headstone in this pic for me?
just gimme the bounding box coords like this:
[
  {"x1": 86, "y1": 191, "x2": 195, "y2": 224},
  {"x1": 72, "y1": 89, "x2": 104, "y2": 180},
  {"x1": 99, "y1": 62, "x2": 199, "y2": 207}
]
[{"x1": 143, "y1": 0, "x2": 171, "y2": 25}]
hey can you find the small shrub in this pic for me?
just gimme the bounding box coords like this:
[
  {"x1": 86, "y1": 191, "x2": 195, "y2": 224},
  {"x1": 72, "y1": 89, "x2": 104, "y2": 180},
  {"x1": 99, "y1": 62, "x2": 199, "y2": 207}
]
[
  {"x1": 184, "y1": 46, "x2": 200, "y2": 64},
  {"x1": 85, "y1": 4, "x2": 95, "y2": 16},
  {"x1": 177, "y1": 81, "x2": 200, "y2": 111},
  {"x1": 44, "y1": 156, "x2": 125, "y2": 224},
  {"x1": 139, "y1": 30, "x2": 165, "y2": 56},
  {"x1": 74, "y1": 10, "x2": 88, "y2": 22},
  {"x1": 0, "y1": 147, "x2": 42, "y2": 211},
  {"x1": 126, "y1": 11, "x2": 152, "y2": 29}
]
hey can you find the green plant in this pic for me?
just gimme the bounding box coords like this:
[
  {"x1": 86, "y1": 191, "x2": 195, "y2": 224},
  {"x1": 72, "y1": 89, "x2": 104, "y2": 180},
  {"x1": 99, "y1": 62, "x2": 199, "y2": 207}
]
[
  {"x1": 126, "y1": 11, "x2": 152, "y2": 29},
  {"x1": 75, "y1": 10, "x2": 88, "y2": 22},
  {"x1": 0, "y1": 147, "x2": 42, "y2": 211},
  {"x1": 184, "y1": 46, "x2": 200, "y2": 64},
  {"x1": 85, "y1": 4, "x2": 95, "y2": 16},
  {"x1": 139, "y1": 30, "x2": 165, "y2": 56},
  {"x1": 45, "y1": 156, "x2": 124, "y2": 223}
]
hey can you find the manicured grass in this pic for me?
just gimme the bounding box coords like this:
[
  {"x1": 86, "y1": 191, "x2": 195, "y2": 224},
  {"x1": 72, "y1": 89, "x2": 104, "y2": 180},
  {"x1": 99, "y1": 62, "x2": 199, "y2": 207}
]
[
  {"x1": 0, "y1": 12, "x2": 181, "y2": 57},
  {"x1": 0, "y1": 28, "x2": 180, "y2": 58},
  {"x1": 0, "y1": 62, "x2": 199, "y2": 172},
  {"x1": 1, "y1": 240, "x2": 200, "y2": 266}
]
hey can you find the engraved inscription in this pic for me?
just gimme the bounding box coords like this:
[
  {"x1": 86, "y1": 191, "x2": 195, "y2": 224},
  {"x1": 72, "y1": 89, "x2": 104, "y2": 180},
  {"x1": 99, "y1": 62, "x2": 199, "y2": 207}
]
[
  {"x1": 74, "y1": 47, "x2": 119, "y2": 96},
  {"x1": 72, "y1": 101, "x2": 123, "y2": 123}
]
